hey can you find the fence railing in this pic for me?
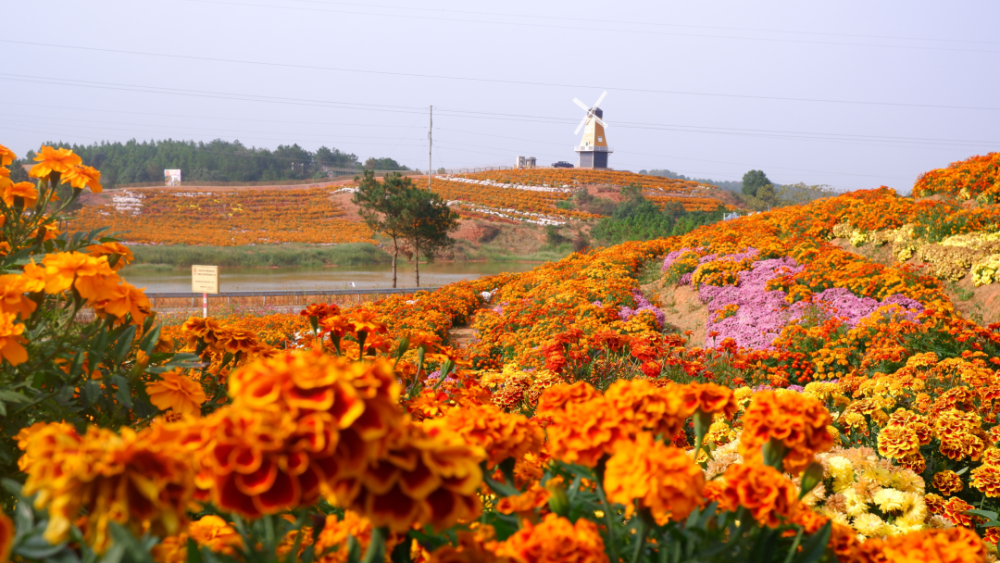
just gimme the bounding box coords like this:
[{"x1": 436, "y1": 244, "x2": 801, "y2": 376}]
[{"x1": 145, "y1": 287, "x2": 438, "y2": 310}]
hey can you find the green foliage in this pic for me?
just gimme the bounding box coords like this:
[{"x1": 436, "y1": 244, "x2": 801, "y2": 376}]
[
  {"x1": 742, "y1": 170, "x2": 772, "y2": 197},
  {"x1": 363, "y1": 157, "x2": 409, "y2": 171},
  {"x1": 124, "y1": 243, "x2": 391, "y2": 269},
  {"x1": 397, "y1": 188, "x2": 460, "y2": 287},
  {"x1": 353, "y1": 170, "x2": 418, "y2": 287},
  {"x1": 592, "y1": 202, "x2": 727, "y2": 245},
  {"x1": 775, "y1": 182, "x2": 839, "y2": 206},
  {"x1": 28, "y1": 140, "x2": 360, "y2": 187},
  {"x1": 545, "y1": 225, "x2": 569, "y2": 246}
]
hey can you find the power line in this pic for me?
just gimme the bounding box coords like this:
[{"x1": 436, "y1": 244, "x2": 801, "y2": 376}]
[
  {"x1": 277, "y1": 0, "x2": 1000, "y2": 47},
  {"x1": 173, "y1": 0, "x2": 1000, "y2": 55},
  {"x1": 4, "y1": 42, "x2": 1000, "y2": 112}
]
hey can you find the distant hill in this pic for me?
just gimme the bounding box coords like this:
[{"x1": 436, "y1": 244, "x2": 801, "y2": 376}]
[{"x1": 641, "y1": 169, "x2": 745, "y2": 193}]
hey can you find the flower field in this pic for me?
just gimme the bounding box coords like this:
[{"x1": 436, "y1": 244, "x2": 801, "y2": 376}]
[
  {"x1": 66, "y1": 187, "x2": 374, "y2": 246},
  {"x1": 7, "y1": 145, "x2": 1000, "y2": 562},
  {"x1": 64, "y1": 169, "x2": 732, "y2": 246}
]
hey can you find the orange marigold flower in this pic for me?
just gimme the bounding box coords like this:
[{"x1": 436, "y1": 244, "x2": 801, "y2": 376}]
[
  {"x1": 931, "y1": 470, "x2": 964, "y2": 496},
  {"x1": 87, "y1": 242, "x2": 133, "y2": 270},
  {"x1": 40, "y1": 252, "x2": 116, "y2": 297},
  {"x1": 29, "y1": 146, "x2": 82, "y2": 179},
  {"x1": 19, "y1": 420, "x2": 196, "y2": 552},
  {"x1": 877, "y1": 425, "x2": 920, "y2": 460},
  {"x1": 61, "y1": 164, "x2": 102, "y2": 193},
  {"x1": 0, "y1": 144, "x2": 14, "y2": 166},
  {"x1": 3, "y1": 182, "x2": 38, "y2": 209},
  {"x1": 880, "y1": 528, "x2": 985, "y2": 563},
  {"x1": 0, "y1": 510, "x2": 12, "y2": 563},
  {"x1": 535, "y1": 381, "x2": 601, "y2": 425},
  {"x1": 441, "y1": 403, "x2": 544, "y2": 469},
  {"x1": 0, "y1": 312, "x2": 28, "y2": 366},
  {"x1": 429, "y1": 526, "x2": 514, "y2": 563},
  {"x1": 198, "y1": 351, "x2": 402, "y2": 518},
  {"x1": 941, "y1": 497, "x2": 975, "y2": 527},
  {"x1": 93, "y1": 280, "x2": 151, "y2": 325},
  {"x1": 345, "y1": 309, "x2": 387, "y2": 335},
  {"x1": 717, "y1": 463, "x2": 797, "y2": 527},
  {"x1": 330, "y1": 418, "x2": 483, "y2": 533},
  {"x1": 152, "y1": 515, "x2": 244, "y2": 563},
  {"x1": 496, "y1": 483, "x2": 550, "y2": 518},
  {"x1": 681, "y1": 382, "x2": 739, "y2": 420},
  {"x1": 0, "y1": 274, "x2": 38, "y2": 320},
  {"x1": 542, "y1": 392, "x2": 619, "y2": 468},
  {"x1": 971, "y1": 463, "x2": 1000, "y2": 497},
  {"x1": 182, "y1": 316, "x2": 225, "y2": 348},
  {"x1": 605, "y1": 379, "x2": 695, "y2": 440},
  {"x1": 274, "y1": 511, "x2": 395, "y2": 563},
  {"x1": 146, "y1": 370, "x2": 207, "y2": 416},
  {"x1": 493, "y1": 513, "x2": 608, "y2": 563},
  {"x1": 739, "y1": 390, "x2": 833, "y2": 475},
  {"x1": 603, "y1": 433, "x2": 705, "y2": 524}
]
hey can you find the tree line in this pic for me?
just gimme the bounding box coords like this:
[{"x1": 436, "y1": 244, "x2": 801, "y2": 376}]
[
  {"x1": 15, "y1": 139, "x2": 412, "y2": 187},
  {"x1": 352, "y1": 171, "x2": 459, "y2": 287}
]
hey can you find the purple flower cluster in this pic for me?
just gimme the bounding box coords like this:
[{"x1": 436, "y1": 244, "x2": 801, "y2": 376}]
[
  {"x1": 699, "y1": 255, "x2": 924, "y2": 350},
  {"x1": 661, "y1": 247, "x2": 697, "y2": 272},
  {"x1": 619, "y1": 290, "x2": 665, "y2": 329}
]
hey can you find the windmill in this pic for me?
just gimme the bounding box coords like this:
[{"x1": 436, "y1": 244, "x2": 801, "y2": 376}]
[{"x1": 572, "y1": 91, "x2": 613, "y2": 169}]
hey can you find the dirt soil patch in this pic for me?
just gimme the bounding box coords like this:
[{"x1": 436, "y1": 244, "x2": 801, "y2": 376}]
[{"x1": 642, "y1": 279, "x2": 707, "y2": 347}]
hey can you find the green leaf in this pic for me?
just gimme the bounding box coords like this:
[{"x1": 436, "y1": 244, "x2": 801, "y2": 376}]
[
  {"x1": 16, "y1": 533, "x2": 68, "y2": 559},
  {"x1": 111, "y1": 375, "x2": 133, "y2": 409},
  {"x1": 967, "y1": 509, "x2": 998, "y2": 519},
  {"x1": 83, "y1": 380, "x2": 102, "y2": 406},
  {"x1": 793, "y1": 521, "x2": 832, "y2": 563},
  {"x1": 139, "y1": 326, "x2": 163, "y2": 356},
  {"x1": 186, "y1": 538, "x2": 205, "y2": 563},
  {"x1": 112, "y1": 325, "x2": 138, "y2": 367}
]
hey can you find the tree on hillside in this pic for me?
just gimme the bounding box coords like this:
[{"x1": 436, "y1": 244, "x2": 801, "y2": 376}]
[
  {"x1": 352, "y1": 170, "x2": 413, "y2": 288},
  {"x1": 315, "y1": 146, "x2": 359, "y2": 169},
  {"x1": 399, "y1": 189, "x2": 460, "y2": 287},
  {"x1": 741, "y1": 170, "x2": 771, "y2": 197},
  {"x1": 364, "y1": 157, "x2": 410, "y2": 171}
]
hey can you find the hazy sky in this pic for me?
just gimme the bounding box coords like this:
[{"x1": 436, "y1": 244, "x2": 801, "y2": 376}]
[{"x1": 3, "y1": 0, "x2": 998, "y2": 191}]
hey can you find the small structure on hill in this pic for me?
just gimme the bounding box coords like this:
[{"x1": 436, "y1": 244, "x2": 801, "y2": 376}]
[
  {"x1": 515, "y1": 156, "x2": 537, "y2": 169},
  {"x1": 572, "y1": 91, "x2": 613, "y2": 169}
]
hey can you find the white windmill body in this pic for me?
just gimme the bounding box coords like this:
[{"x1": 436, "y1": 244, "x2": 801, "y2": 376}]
[{"x1": 573, "y1": 91, "x2": 613, "y2": 169}]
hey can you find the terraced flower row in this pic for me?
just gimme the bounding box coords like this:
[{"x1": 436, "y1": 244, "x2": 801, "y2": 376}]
[{"x1": 66, "y1": 187, "x2": 374, "y2": 245}]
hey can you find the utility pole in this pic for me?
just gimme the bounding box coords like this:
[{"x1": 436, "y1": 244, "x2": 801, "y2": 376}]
[{"x1": 428, "y1": 105, "x2": 433, "y2": 190}]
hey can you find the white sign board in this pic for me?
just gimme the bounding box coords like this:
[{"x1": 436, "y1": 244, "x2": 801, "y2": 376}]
[
  {"x1": 191, "y1": 265, "x2": 220, "y2": 294},
  {"x1": 165, "y1": 169, "x2": 182, "y2": 187}
]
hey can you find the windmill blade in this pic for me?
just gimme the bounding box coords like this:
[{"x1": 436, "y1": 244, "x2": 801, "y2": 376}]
[
  {"x1": 573, "y1": 98, "x2": 591, "y2": 112},
  {"x1": 593, "y1": 115, "x2": 608, "y2": 129},
  {"x1": 574, "y1": 114, "x2": 590, "y2": 135},
  {"x1": 592, "y1": 91, "x2": 607, "y2": 109}
]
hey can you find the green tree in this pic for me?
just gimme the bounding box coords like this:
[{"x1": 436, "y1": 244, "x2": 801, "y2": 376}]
[
  {"x1": 741, "y1": 169, "x2": 771, "y2": 197},
  {"x1": 399, "y1": 188, "x2": 460, "y2": 287},
  {"x1": 352, "y1": 170, "x2": 413, "y2": 288},
  {"x1": 364, "y1": 157, "x2": 410, "y2": 171},
  {"x1": 776, "y1": 182, "x2": 837, "y2": 206}
]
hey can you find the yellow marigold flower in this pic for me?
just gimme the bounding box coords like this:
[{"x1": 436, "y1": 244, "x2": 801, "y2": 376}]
[
  {"x1": 880, "y1": 528, "x2": 985, "y2": 563},
  {"x1": 440, "y1": 403, "x2": 544, "y2": 469},
  {"x1": 931, "y1": 470, "x2": 964, "y2": 496},
  {"x1": 716, "y1": 463, "x2": 797, "y2": 527},
  {"x1": 3, "y1": 182, "x2": 38, "y2": 209},
  {"x1": 146, "y1": 370, "x2": 207, "y2": 416},
  {"x1": 29, "y1": 146, "x2": 82, "y2": 179},
  {"x1": 0, "y1": 510, "x2": 12, "y2": 563},
  {"x1": 0, "y1": 312, "x2": 28, "y2": 366},
  {"x1": 87, "y1": 242, "x2": 133, "y2": 270},
  {"x1": 603, "y1": 433, "x2": 705, "y2": 525},
  {"x1": 61, "y1": 164, "x2": 102, "y2": 193},
  {"x1": 739, "y1": 390, "x2": 833, "y2": 475},
  {"x1": 19, "y1": 420, "x2": 196, "y2": 552},
  {"x1": 0, "y1": 144, "x2": 14, "y2": 166},
  {"x1": 877, "y1": 425, "x2": 919, "y2": 460},
  {"x1": 493, "y1": 513, "x2": 608, "y2": 563},
  {"x1": 330, "y1": 418, "x2": 484, "y2": 533}
]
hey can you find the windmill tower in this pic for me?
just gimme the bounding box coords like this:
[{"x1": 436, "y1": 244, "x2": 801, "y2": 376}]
[{"x1": 573, "y1": 91, "x2": 613, "y2": 169}]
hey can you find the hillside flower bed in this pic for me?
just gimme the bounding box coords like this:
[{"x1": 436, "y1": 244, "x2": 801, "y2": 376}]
[{"x1": 5, "y1": 145, "x2": 1000, "y2": 562}]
